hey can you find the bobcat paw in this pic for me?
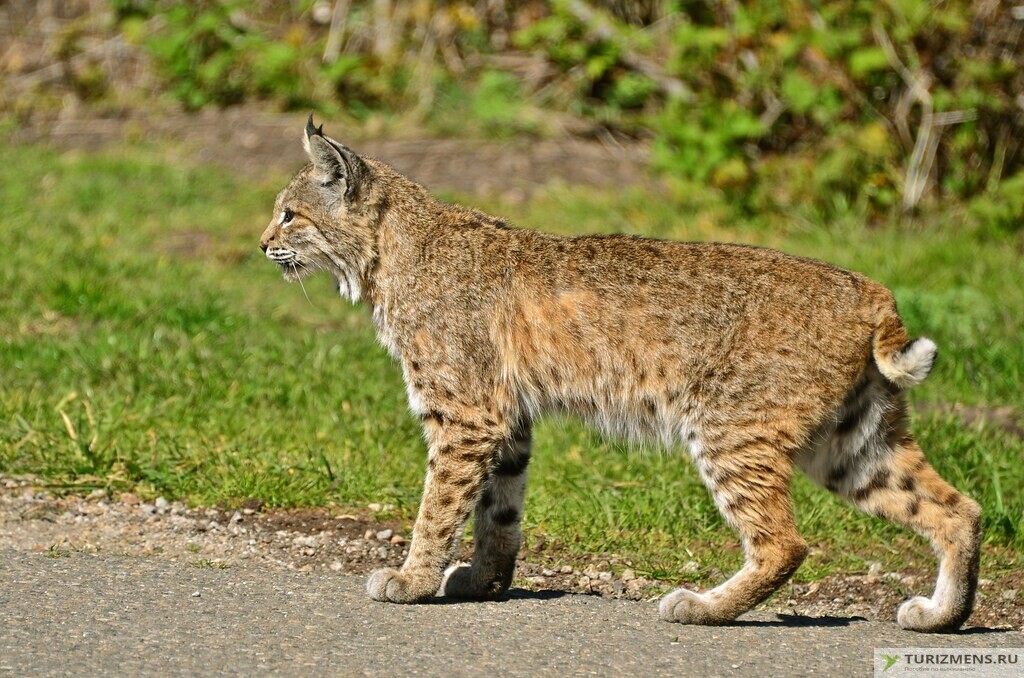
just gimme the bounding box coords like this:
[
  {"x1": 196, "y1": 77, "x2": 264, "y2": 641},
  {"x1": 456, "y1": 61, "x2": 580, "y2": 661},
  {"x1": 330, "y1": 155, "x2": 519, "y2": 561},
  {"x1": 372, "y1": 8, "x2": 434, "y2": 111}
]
[
  {"x1": 366, "y1": 568, "x2": 437, "y2": 603},
  {"x1": 441, "y1": 564, "x2": 510, "y2": 600},
  {"x1": 897, "y1": 596, "x2": 962, "y2": 633},
  {"x1": 658, "y1": 588, "x2": 728, "y2": 625}
]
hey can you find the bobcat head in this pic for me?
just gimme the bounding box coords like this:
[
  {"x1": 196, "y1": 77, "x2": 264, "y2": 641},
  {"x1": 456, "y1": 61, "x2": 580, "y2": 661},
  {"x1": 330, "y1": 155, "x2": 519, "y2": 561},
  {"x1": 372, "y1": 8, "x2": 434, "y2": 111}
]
[{"x1": 260, "y1": 115, "x2": 380, "y2": 302}]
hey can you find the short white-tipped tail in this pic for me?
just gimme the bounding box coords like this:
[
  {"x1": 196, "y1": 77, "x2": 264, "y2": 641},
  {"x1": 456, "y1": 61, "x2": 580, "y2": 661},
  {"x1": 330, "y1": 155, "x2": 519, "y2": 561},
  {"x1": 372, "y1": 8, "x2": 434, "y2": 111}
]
[
  {"x1": 876, "y1": 337, "x2": 937, "y2": 388},
  {"x1": 870, "y1": 286, "x2": 937, "y2": 389}
]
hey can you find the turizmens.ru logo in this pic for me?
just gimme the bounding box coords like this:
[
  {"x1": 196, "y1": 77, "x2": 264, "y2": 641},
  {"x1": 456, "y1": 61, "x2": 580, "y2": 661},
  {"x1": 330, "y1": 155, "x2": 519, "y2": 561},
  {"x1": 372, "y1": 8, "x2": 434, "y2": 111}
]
[{"x1": 875, "y1": 648, "x2": 1022, "y2": 676}]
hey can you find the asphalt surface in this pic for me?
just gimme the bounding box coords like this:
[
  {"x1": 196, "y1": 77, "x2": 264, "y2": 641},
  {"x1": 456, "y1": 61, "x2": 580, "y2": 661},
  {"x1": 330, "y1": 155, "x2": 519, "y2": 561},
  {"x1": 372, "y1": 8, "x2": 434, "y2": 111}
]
[{"x1": 2, "y1": 550, "x2": 1021, "y2": 676}]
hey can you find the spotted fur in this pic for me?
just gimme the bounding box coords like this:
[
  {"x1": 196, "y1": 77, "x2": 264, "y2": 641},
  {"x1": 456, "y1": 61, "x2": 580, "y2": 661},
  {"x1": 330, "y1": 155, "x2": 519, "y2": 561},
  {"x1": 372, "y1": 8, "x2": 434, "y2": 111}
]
[{"x1": 259, "y1": 117, "x2": 981, "y2": 632}]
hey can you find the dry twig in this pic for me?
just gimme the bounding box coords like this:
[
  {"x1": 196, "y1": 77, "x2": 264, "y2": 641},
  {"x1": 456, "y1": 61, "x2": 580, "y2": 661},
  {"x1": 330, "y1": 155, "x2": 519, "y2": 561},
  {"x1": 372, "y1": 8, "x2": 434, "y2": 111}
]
[
  {"x1": 563, "y1": 0, "x2": 693, "y2": 101},
  {"x1": 322, "y1": 0, "x2": 351, "y2": 64},
  {"x1": 873, "y1": 21, "x2": 974, "y2": 210}
]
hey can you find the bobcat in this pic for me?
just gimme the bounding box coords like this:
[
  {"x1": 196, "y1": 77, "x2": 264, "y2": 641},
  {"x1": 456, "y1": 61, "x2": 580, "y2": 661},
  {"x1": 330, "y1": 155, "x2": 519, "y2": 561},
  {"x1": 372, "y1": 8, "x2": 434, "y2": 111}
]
[{"x1": 260, "y1": 116, "x2": 981, "y2": 632}]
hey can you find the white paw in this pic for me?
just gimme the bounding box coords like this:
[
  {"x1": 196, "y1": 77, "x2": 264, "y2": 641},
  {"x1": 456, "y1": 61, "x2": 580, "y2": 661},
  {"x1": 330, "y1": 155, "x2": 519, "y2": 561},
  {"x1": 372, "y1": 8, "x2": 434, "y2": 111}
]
[
  {"x1": 659, "y1": 588, "x2": 720, "y2": 625},
  {"x1": 366, "y1": 567, "x2": 437, "y2": 603},
  {"x1": 366, "y1": 567, "x2": 402, "y2": 602},
  {"x1": 897, "y1": 596, "x2": 953, "y2": 632}
]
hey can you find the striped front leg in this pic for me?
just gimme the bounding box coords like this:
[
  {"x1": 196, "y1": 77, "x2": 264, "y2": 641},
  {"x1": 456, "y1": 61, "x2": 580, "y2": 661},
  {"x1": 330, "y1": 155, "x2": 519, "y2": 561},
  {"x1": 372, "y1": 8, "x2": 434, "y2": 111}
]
[{"x1": 367, "y1": 416, "x2": 504, "y2": 603}]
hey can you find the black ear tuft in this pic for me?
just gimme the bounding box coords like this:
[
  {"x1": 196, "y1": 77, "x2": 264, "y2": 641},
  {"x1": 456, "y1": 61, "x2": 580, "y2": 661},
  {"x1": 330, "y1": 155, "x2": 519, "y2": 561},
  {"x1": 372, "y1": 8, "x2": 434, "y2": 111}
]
[
  {"x1": 302, "y1": 116, "x2": 368, "y2": 201},
  {"x1": 306, "y1": 113, "x2": 324, "y2": 140}
]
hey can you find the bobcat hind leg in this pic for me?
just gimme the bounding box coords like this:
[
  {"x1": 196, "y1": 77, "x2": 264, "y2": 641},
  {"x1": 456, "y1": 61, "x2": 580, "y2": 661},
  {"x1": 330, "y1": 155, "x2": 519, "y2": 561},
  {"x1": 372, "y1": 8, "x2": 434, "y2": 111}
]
[
  {"x1": 833, "y1": 436, "x2": 981, "y2": 632},
  {"x1": 800, "y1": 377, "x2": 982, "y2": 632},
  {"x1": 661, "y1": 439, "x2": 807, "y2": 624}
]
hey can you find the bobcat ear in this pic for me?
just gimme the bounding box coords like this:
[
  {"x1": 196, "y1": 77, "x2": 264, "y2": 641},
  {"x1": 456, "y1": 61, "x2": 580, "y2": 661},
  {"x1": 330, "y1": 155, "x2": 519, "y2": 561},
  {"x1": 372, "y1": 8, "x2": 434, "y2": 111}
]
[{"x1": 302, "y1": 114, "x2": 366, "y2": 201}]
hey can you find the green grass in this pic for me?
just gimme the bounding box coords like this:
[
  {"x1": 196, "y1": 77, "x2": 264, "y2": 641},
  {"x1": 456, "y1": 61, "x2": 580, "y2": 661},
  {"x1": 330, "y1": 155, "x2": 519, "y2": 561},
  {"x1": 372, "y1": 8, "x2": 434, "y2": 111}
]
[{"x1": 1, "y1": 140, "x2": 1021, "y2": 584}]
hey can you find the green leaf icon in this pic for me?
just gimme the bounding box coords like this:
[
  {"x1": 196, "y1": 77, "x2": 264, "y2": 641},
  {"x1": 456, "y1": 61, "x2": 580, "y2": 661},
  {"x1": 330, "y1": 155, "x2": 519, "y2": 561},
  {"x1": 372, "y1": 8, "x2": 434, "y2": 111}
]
[{"x1": 882, "y1": 654, "x2": 900, "y2": 672}]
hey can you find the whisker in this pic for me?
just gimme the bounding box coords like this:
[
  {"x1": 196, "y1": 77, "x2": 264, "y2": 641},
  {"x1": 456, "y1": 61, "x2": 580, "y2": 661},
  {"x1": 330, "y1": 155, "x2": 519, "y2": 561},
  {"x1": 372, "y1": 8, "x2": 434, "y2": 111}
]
[{"x1": 292, "y1": 262, "x2": 315, "y2": 308}]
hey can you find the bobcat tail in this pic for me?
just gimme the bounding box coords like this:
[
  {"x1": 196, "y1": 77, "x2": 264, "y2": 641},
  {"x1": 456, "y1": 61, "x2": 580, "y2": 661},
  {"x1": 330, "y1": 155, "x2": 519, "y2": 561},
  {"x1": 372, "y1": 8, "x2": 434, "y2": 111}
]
[{"x1": 871, "y1": 293, "x2": 937, "y2": 389}]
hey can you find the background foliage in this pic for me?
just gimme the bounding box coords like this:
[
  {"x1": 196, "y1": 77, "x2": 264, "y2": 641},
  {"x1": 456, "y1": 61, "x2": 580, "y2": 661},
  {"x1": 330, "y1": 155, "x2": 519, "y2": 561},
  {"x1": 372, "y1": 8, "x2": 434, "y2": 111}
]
[{"x1": 104, "y1": 0, "x2": 1023, "y2": 220}]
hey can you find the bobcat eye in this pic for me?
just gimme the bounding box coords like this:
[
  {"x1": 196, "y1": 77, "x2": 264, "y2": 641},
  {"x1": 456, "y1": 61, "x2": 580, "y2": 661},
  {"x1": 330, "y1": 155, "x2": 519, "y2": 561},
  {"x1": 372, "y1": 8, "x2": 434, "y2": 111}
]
[{"x1": 280, "y1": 208, "x2": 295, "y2": 225}]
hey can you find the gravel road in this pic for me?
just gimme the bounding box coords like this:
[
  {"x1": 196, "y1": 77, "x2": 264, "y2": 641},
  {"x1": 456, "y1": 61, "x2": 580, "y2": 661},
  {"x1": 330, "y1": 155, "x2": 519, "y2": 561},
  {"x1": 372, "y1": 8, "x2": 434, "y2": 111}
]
[{"x1": 2, "y1": 550, "x2": 1021, "y2": 677}]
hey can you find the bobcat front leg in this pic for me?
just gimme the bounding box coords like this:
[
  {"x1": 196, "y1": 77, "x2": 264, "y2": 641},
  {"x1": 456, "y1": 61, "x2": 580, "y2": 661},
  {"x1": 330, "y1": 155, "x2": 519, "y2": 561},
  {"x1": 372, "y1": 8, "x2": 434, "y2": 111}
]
[
  {"x1": 443, "y1": 422, "x2": 531, "y2": 599},
  {"x1": 367, "y1": 415, "x2": 503, "y2": 603}
]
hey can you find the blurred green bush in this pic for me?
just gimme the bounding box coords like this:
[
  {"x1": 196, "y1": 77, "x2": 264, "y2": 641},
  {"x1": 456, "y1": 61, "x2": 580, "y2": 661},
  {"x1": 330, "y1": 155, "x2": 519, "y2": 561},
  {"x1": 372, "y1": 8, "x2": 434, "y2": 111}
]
[{"x1": 111, "y1": 0, "x2": 1021, "y2": 221}]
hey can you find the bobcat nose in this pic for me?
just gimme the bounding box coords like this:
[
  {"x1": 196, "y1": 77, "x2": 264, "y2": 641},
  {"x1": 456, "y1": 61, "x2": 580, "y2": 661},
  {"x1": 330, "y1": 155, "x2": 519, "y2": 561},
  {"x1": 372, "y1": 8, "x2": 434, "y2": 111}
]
[
  {"x1": 260, "y1": 224, "x2": 277, "y2": 253},
  {"x1": 260, "y1": 232, "x2": 275, "y2": 252}
]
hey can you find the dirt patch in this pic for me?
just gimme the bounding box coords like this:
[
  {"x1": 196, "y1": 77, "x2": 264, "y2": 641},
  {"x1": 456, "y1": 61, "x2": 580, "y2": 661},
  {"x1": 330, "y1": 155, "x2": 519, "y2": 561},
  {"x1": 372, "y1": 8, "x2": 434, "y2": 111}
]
[
  {"x1": 2, "y1": 475, "x2": 1020, "y2": 631},
  {"x1": 1, "y1": 308, "x2": 83, "y2": 340},
  {"x1": 13, "y1": 105, "x2": 649, "y2": 199},
  {"x1": 919, "y1": 402, "x2": 1024, "y2": 439},
  {"x1": 159, "y1": 230, "x2": 215, "y2": 258}
]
